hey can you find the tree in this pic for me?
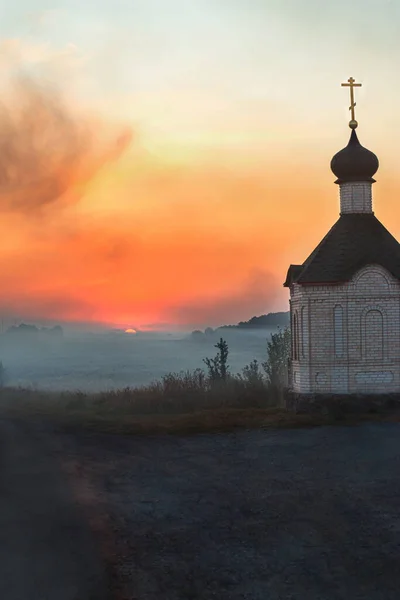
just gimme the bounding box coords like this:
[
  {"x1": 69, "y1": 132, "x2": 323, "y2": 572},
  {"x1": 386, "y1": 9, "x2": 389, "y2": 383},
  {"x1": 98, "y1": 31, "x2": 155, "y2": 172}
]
[
  {"x1": 191, "y1": 330, "x2": 204, "y2": 340},
  {"x1": 203, "y1": 338, "x2": 229, "y2": 383},
  {"x1": 263, "y1": 326, "x2": 291, "y2": 388}
]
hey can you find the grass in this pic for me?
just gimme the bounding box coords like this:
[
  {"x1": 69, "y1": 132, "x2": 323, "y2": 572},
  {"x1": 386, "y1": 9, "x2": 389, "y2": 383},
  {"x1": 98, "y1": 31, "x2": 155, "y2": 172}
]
[{"x1": 1, "y1": 382, "x2": 400, "y2": 436}]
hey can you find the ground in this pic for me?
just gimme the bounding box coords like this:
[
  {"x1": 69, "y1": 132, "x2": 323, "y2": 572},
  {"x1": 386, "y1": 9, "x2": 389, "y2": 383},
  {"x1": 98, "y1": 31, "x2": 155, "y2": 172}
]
[
  {"x1": 0, "y1": 419, "x2": 108, "y2": 600},
  {"x1": 3, "y1": 418, "x2": 400, "y2": 599}
]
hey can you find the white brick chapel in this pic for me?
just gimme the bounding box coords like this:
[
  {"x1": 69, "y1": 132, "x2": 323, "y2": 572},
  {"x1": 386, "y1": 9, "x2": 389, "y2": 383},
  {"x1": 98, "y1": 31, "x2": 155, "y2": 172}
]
[{"x1": 284, "y1": 78, "x2": 400, "y2": 395}]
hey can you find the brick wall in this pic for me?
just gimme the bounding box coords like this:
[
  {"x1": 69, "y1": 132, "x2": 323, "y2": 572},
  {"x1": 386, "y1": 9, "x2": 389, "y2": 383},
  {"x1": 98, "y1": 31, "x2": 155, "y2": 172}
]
[
  {"x1": 288, "y1": 265, "x2": 400, "y2": 394},
  {"x1": 339, "y1": 182, "x2": 373, "y2": 214}
]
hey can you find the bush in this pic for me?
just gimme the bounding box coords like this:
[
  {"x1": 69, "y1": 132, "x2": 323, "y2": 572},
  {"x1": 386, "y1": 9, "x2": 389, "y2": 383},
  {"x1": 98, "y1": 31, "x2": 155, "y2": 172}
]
[
  {"x1": 263, "y1": 327, "x2": 291, "y2": 388},
  {"x1": 203, "y1": 338, "x2": 229, "y2": 384},
  {"x1": 239, "y1": 360, "x2": 265, "y2": 388}
]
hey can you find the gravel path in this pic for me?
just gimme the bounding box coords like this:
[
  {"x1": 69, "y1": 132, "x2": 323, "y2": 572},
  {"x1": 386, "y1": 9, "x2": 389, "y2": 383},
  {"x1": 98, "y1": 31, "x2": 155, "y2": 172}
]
[{"x1": 58, "y1": 422, "x2": 400, "y2": 600}]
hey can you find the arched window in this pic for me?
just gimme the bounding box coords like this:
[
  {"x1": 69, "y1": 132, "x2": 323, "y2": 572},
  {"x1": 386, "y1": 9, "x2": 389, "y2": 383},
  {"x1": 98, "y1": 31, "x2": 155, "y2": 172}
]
[
  {"x1": 292, "y1": 312, "x2": 297, "y2": 360},
  {"x1": 365, "y1": 309, "x2": 384, "y2": 361},
  {"x1": 334, "y1": 305, "x2": 344, "y2": 358},
  {"x1": 301, "y1": 306, "x2": 306, "y2": 358},
  {"x1": 293, "y1": 310, "x2": 299, "y2": 360}
]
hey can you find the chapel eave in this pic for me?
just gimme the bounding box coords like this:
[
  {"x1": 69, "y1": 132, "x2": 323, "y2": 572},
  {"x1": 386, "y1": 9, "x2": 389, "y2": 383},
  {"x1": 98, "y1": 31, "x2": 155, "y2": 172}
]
[
  {"x1": 283, "y1": 265, "x2": 303, "y2": 287},
  {"x1": 284, "y1": 214, "x2": 400, "y2": 287}
]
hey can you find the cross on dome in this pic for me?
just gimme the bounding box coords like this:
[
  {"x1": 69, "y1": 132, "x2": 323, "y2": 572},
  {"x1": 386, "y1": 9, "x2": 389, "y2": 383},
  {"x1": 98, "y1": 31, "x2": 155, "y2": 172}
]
[
  {"x1": 341, "y1": 77, "x2": 362, "y2": 129},
  {"x1": 331, "y1": 77, "x2": 378, "y2": 185}
]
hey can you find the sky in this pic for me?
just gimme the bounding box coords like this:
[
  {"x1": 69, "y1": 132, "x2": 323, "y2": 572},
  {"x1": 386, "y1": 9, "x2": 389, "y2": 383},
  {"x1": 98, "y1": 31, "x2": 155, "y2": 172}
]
[{"x1": 0, "y1": 0, "x2": 400, "y2": 330}]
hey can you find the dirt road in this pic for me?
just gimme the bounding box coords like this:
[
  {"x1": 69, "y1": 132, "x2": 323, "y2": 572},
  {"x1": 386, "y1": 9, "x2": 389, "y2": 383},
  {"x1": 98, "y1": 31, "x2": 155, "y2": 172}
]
[{"x1": 0, "y1": 418, "x2": 108, "y2": 600}]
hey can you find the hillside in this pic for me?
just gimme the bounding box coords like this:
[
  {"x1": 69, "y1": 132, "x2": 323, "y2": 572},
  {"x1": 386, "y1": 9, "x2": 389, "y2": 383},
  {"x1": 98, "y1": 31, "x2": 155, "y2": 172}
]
[{"x1": 218, "y1": 311, "x2": 290, "y2": 330}]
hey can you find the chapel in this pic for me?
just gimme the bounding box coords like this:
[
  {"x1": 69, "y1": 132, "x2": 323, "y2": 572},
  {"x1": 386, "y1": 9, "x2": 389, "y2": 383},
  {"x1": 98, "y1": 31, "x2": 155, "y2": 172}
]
[{"x1": 284, "y1": 78, "x2": 400, "y2": 395}]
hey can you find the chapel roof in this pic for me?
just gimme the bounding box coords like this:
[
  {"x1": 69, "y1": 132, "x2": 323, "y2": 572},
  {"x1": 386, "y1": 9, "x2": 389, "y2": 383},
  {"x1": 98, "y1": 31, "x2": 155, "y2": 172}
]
[{"x1": 284, "y1": 213, "x2": 400, "y2": 287}]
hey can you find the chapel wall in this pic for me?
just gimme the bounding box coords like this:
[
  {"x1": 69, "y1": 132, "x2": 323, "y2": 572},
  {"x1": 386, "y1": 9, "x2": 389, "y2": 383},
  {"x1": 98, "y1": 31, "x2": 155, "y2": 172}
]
[
  {"x1": 289, "y1": 265, "x2": 400, "y2": 394},
  {"x1": 339, "y1": 182, "x2": 372, "y2": 214}
]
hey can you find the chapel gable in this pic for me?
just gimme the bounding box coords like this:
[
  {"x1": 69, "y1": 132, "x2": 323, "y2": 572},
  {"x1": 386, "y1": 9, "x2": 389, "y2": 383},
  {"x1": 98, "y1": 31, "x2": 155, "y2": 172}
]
[{"x1": 350, "y1": 265, "x2": 395, "y2": 295}]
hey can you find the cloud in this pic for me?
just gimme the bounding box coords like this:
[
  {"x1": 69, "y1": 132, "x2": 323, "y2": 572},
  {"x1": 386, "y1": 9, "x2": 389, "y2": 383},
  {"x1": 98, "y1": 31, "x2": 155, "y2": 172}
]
[
  {"x1": 22, "y1": 9, "x2": 65, "y2": 32},
  {"x1": 0, "y1": 75, "x2": 133, "y2": 214},
  {"x1": 0, "y1": 36, "x2": 88, "y2": 70}
]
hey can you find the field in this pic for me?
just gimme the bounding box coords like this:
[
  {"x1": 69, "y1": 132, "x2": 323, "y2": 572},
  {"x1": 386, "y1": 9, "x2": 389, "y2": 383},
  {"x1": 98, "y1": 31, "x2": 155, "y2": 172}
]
[{"x1": 0, "y1": 329, "x2": 273, "y2": 392}]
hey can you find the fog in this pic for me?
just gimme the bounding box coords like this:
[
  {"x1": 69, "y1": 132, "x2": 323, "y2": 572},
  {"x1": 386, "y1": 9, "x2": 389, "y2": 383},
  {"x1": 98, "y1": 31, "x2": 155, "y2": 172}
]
[{"x1": 0, "y1": 328, "x2": 277, "y2": 393}]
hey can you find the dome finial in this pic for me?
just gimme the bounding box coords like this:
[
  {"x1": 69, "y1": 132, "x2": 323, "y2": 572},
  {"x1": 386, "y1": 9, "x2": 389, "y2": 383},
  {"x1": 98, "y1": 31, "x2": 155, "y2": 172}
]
[{"x1": 341, "y1": 77, "x2": 362, "y2": 129}]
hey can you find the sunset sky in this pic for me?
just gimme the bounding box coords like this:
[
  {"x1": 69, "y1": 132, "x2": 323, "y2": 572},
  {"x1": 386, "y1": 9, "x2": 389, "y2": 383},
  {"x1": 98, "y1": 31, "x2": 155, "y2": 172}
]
[{"x1": 0, "y1": 0, "x2": 400, "y2": 329}]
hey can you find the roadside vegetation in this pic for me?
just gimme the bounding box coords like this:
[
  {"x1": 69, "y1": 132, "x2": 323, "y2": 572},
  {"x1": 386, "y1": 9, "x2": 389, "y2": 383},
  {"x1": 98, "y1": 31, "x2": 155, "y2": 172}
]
[{"x1": 0, "y1": 327, "x2": 396, "y2": 434}]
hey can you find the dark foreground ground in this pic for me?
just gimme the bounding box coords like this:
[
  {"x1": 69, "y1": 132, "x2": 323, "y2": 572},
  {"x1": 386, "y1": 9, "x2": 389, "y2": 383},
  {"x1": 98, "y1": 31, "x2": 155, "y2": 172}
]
[
  {"x1": 0, "y1": 419, "x2": 109, "y2": 600},
  {"x1": 3, "y1": 419, "x2": 400, "y2": 599}
]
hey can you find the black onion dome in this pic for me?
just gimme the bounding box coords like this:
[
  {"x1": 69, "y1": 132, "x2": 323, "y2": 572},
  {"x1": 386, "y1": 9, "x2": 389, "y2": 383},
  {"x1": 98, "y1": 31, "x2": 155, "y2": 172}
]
[{"x1": 330, "y1": 129, "x2": 379, "y2": 184}]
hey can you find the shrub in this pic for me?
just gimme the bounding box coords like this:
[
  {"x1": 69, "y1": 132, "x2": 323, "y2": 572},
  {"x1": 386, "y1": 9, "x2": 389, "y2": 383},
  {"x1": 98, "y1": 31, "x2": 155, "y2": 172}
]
[
  {"x1": 203, "y1": 338, "x2": 229, "y2": 383},
  {"x1": 239, "y1": 359, "x2": 265, "y2": 387},
  {"x1": 263, "y1": 327, "x2": 291, "y2": 388},
  {"x1": 232, "y1": 360, "x2": 274, "y2": 408}
]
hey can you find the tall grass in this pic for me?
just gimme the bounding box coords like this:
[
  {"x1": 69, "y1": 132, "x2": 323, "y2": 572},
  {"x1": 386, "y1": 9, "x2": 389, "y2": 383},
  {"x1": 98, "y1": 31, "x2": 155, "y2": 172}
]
[
  {"x1": 78, "y1": 366, "x2": 279, "y2": 415},
  {"x1": 0, "y1": 365, "x2": 281, "y2": 419}
]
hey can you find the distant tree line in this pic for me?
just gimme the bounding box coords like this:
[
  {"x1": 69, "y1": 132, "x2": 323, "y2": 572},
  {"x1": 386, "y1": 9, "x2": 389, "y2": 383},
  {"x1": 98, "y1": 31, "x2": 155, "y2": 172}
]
[
  {"x1": 5, "y1": 323, "x2": 63, "y2": 336},
  {"x1": 191, "y1": 312, "x2": 290, "y2": 339},
  {"x1": 219, "y1": 312, "x2": 290, "y2": 330}
]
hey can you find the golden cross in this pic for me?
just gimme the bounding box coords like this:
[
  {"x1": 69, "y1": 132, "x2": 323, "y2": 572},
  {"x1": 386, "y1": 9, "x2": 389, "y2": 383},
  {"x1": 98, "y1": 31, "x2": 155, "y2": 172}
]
[{"x1": 341, "y1": 77, "x2": 362, "y2": 128}]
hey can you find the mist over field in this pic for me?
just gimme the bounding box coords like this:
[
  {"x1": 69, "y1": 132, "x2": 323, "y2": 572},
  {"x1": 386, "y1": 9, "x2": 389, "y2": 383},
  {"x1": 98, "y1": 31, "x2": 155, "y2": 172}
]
[{"x1": 0, "y1": 327, "x2": 278, "y2": 392}]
